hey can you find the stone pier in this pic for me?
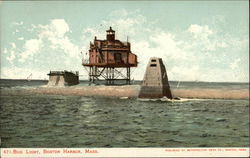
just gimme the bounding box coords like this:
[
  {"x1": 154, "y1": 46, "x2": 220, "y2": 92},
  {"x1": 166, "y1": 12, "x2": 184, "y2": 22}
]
[{"x1": 139, "y1": 57, "x2": 172, "y2": 99}]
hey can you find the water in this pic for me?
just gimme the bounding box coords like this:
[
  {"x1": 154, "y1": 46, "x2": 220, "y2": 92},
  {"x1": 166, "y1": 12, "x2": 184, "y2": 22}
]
[{"x1": 0, "y1": 79, "x2": 249, "y2": 147}]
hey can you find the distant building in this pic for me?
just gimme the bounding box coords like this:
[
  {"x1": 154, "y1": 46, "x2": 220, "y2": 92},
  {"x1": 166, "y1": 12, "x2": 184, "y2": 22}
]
[
  {"x1": 82, "y1": 27, "x2": 138, "y2": 85},
  {"x1": 47, "y1": 71, "x2": 79, "y2": 86}
]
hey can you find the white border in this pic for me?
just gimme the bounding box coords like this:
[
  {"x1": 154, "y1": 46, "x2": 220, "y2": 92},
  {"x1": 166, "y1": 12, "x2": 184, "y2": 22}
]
[{"x1": 1, "y1": 148, "x2": 249, "y2": 157}]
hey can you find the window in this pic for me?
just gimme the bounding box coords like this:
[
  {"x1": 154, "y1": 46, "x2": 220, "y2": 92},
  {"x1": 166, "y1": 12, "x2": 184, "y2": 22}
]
[
  {"x1": 114, "y1": 53, "x2": 122, "y2": 63},
  {"x1": 151, "y1": 59, "x2": 156, "y2": 62},
  {"x1": 150, "y1": 64, "x2": 157, "y2": 67}
]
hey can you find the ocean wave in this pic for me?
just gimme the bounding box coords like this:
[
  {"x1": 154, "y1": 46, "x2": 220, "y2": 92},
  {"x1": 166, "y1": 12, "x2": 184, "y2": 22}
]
[{"x1": 137, "y1": 97, "x2": 209, "y2": 102}]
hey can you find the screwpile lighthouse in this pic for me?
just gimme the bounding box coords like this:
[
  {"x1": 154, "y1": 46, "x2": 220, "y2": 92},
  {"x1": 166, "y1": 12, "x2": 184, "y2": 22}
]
[{"x1": 82, "y1": 27, "x2": 138, "y2": 85}]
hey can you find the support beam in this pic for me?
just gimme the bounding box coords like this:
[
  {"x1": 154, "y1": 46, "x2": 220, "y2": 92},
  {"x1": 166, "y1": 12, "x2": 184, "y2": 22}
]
[{"x1": 87, "y1": 66, "x2": 132, "y2": 85}]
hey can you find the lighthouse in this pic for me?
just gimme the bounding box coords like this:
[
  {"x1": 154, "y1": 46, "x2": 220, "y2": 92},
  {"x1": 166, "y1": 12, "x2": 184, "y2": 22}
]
[{"x1": 82, "y1": 27, "x2": 138, "y2": 85}]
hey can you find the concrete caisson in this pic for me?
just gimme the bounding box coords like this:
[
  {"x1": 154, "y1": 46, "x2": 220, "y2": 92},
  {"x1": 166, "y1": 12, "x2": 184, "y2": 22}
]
[{"x1": 139, "y1": 57, "x2": 172, "y2": 99}]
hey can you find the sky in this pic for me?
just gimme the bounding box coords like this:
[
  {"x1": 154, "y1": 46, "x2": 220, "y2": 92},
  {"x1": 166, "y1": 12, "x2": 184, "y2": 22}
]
[{"x1": 0, "y1": 0, "x2": 249, "y2": 82}]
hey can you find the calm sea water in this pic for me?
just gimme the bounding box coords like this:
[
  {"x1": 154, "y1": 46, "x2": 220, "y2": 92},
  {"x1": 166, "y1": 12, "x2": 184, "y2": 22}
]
[{"x1": 0, "y1": 79, "x2": 249, "y2": 147}]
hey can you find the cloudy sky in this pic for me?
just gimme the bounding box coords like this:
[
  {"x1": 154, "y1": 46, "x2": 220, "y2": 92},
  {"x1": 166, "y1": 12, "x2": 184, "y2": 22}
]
[{"x1": 0, "y1": 1, "x2": 249, "y2": 82}]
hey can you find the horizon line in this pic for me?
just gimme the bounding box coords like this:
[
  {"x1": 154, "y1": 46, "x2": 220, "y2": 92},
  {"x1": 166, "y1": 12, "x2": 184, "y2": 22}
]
[{"x1": 0, "y1": 78, "x2": 249, "y2": 84}]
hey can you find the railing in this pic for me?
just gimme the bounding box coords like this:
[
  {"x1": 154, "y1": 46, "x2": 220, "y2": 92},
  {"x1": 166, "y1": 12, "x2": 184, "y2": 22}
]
[
  {"x1": 101, "y1": 45, "x2": 129, "y2": 49},
  {"x1": 49, "y1": 71, "x2": 79, "y2": 76},
  {"x1": 49, "y1": 71, "x2": 65, "y2": 75}
]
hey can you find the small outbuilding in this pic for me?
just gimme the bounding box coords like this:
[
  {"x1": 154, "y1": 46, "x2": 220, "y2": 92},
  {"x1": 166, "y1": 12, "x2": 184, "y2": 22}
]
[{"x1": 47, "y1": 71, "x2": 79, "y2": 86}]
